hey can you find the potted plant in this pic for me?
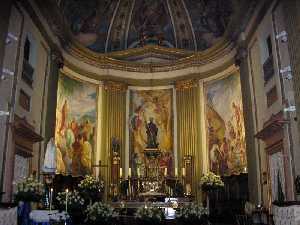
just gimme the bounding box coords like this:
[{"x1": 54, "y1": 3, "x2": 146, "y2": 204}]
[
  {"x1": 15, "y1": 176, "x2": 44, "y2": 225},
  {"x1": 85, "y1": 202, "x2": 118, "y2": 225},
  {"x1": 56, "y1": 190, "x2": 85, "y2": 224},
  {"x1": 200, "y1": 172, "x2": 224, "y2": 214},
  {"x1": 135, "y1": 206, "x2": 165, "y2": 225},
  {"x1": 200, "y1": 172, "x2": 224, "y2": 192},
  {"x1": 15, "y1": 176, "x2": 44, "y2": 204},
  {"x1": 78, "y1": 175, "x2": 104, "y2": 204},
  {"x1": 176, "y1": 203, "x2": 209, "y2": 225}
]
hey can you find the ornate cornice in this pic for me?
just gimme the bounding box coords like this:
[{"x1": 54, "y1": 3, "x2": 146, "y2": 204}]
[
  {"x1": 103, "y1": 81, "x2": 128, "y2": 92},
  {"x1": 65, "y1": 39, "x2": 235, "y2": 73},
  {"x1": 175, "y1": 79, "x2": 198, "y2": 91}
]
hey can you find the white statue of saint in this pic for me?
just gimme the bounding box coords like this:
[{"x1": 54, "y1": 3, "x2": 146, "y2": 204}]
[{"x1": 43, "y1": 137, "x2": 57, "y2": 173}]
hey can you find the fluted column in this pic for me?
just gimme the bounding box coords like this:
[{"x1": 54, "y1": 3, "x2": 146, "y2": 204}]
[
  {"x1": 101, "y1": 81, "x2": 127, "y2": 199},
  {"x1": 175, "y1": 80, "x2": 202, "y2": 201}
]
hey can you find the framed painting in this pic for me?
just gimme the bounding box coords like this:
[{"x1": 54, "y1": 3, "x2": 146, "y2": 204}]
[
  {"x1": 55, "y1": 73, "x2": 97, "y2": 176},
  {"x1": 205, "y1": 73, "x2": 247, "y2": 176}
]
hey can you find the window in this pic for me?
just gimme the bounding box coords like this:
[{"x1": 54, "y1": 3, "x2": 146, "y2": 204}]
[
  {"x1": 266, "y1": 86, "x2": 278, "y2": 107},
  {"x1": 24, "y1": 38, "x2": 30, "y2": 62},
  {"x1": 19, "y1": 89, "x2": 31, "y2": 111},
  {"x1": 263, "y1": 35, "x2": 274, "y2": 83},
  {"x1": 22, "y1": 37, "x2": 34, "y2": 87}
]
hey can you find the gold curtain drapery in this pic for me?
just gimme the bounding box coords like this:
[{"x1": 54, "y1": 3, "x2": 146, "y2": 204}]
[
  {"x1": 176, "y1": 80, "x2": 203, "y2": 201},
  {"x1": 100, "y1": 82, "x2": 127, "y2": 199}
]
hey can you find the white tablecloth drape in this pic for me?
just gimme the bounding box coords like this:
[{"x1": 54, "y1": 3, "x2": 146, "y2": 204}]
[
  {"x1": 0, "y1": 207, "x2": 17, "y2": 225},
  {"x1": 30, "y1": 210, "x2": 69, "y2": 223}
]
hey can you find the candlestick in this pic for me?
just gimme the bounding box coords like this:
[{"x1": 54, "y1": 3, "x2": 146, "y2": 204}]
[
  {"x1": 120, "y1": 168, "x2": 123, "y2": 178},
  {"x1": 182, "y1": 167, "x2": 186, "y2": 177},
  {"x1": 50, "y1": 188, "x2": 53, "y2": 211},
  {"x1": 65, "y1": 189, "x2": 68, "y2": 213},
  {"x1": 128, "y1": 168, "x2": 132, "y2": 178},
  {"x1": 164, "y1": 168, "x2": 168, "y2": 177},
  {"x1": 137, "y1": 168, "x2": 140, "y2": 178},
  {"x1": 175, "y1": 168, "x2": 178, "y2": 177}
]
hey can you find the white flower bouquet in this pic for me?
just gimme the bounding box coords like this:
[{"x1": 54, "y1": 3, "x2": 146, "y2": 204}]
[
  {"x1": 14, "y1": 176, "x2": 44, "y2": 202},
  {"x1": 85, "y1": 202, "x2": 118, "y2": 225},
  {"x1": 135, "y1": 206, "x2": 165, "y2": 225},
  {"x1": 78, "y1": 175, "x2": 105, "y2": 202},
  {"x1": 176, "y1": 203, "x2": 209, "y2": 225},
  {"x1": 200, "y1": 172, "x2": 224, "y2": 192}
]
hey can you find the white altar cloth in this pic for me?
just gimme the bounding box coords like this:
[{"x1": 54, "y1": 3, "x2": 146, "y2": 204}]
[{"x1": 0, "y1": 207, "x2": 17, "y2": 225}]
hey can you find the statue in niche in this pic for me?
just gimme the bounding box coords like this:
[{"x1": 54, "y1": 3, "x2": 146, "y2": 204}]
[
  {"x1": 43, "y1": 137, "x2": 57, "y2": 174},
  {"x1": 145, "y1": 117, "x2": 158, "y2": 148},
  {"x1": 111, "y1": 137, "x2": 121, "y2": 184}
]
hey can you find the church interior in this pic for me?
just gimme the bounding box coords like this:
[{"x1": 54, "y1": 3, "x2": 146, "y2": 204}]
[{"x1": 0, "y1": 0, "x2": 300, "y2": 225}]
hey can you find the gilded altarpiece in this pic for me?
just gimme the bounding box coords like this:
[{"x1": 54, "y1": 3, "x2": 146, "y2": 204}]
[{"x1": 129, "y1": 89, "x2": 174, "y2": 177}]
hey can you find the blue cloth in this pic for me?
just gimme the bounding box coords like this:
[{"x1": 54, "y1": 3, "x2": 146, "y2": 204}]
[{"x1": 18, "y1": 202, "x2": 31, "y2": 225}]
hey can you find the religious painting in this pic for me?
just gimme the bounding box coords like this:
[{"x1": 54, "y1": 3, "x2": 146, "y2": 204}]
[
  {"x1": 129, "y1": 89, "x2": 174, "y2": 177},
  {"x1": 205, "y1": 73, "x2": 247, "y2": 176},
  {"x1": 127, "y1": 0, "x2": 176, "y2": 49},
  {"x1": 55, "y1": 73, "x2": 97, "y2": 176},
  {"x1": 61, "y1": 0, "x2": 118, "y2": 53}
]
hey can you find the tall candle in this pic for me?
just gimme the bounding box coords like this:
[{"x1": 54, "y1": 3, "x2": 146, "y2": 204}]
[
  {"x1": 50, "y1": 188, "x2": 53, "y2": 211},
  {"x1": 164, "y1": 168, "x2": 168, "y2": 177},
  {"x1": 120, "y1": 168, "x2": 123, "y2": 178},
  {"x1": 128, "y1": 168, "x2": 132, "y2": 177},
  {"x1": 175, "y1": 168, "x2": 178, "y2": 177},
  {"x1": 182, "y1": 167, "x2": 186, "y2": 177},
  {"x1": 137, "y1": 168, "x2": 140, "y2": 178},
  {"x1": 65, "y1": 189, "x2": 68, "y2": 213}
]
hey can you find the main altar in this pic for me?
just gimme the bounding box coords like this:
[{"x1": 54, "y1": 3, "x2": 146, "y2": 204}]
[{"x1": 108, "y1": 118, "x2": 194, "y2": 203}]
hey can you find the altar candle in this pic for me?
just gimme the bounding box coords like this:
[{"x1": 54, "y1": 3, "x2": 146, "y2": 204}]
[
  {"x1": 128, "y1": 168, "x2": 132, "y2": 177},
  {"x1": 50, "y1": 188, "x2": 53, "y2": 211},
  {"x1": 182, "y1": 167, "x2": 186, "y2": 177},
  {"x1": 175, "y1": 168, "x2": 178, "y2": 177},
  {"x1": 137, "y1": 168, "x2": 140, "y2": 178},
  {"x1": 120, "y1": 168, "x2": 123, "y2": 178},
  {"x1": 164, "y1": 168, "x2": 168, "y2": 177},
  {"x1": 65, "y1": 189, "x2": 68, "y2": 213}
]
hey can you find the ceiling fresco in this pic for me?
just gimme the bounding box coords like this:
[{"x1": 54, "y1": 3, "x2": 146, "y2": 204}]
[{"x1": 59, "y1": 0, "x2": 247, "y2": 53}]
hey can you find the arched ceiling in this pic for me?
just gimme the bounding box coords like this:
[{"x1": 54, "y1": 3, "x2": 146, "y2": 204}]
[{"x1": 59, "y1": 0, "x2": 241, "y2": 53}]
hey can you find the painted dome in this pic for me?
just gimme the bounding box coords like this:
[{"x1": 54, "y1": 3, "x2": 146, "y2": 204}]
[{"x1": 60, "y1": 0, "x2": 238, "y2": 53}]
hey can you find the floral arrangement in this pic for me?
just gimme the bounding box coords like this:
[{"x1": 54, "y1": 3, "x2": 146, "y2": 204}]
[
  {"x1": 78, "y1": 175, "x2": 104, "y2": 193},
  {"x1": 200, "y1": 172, "x2": 224, "y2": 192},
  {"x1": 14, "y1": 176, "x2": 44, "y2": 202},
  {"x1": 78, "y1": 175, "x2": 105, "y2": 203},
  {"x1": 135, "y1": 206, "x2": 165, "y2": 225},
  {"x1": 56, "y1": 190, "x2": 84, "y2": 210},
  {"x1": 85, "y1": 202, "x2": 118, "y2": 225},
  {"x1": 176, "y1": 203, "x2": 209, "y2": 224}
]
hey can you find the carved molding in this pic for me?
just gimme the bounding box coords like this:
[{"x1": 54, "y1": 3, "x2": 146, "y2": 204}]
[
  {"x1": 175, "y1": 79, "x2": 198, "y2": 90},
  {"x1": 103, "y1": 81, "x2": 128, "y2": 92}
]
